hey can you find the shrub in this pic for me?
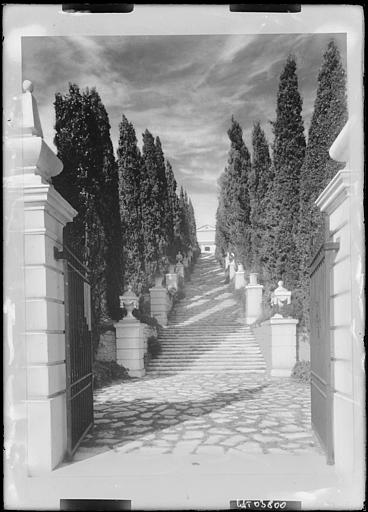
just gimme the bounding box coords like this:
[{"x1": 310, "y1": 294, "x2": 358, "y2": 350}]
[
  {"x1": 291, "y1": 360, "x2": 311, "y2": 383},
  {"x1": 93, "y1": 360, "x2": 130, "y2": 389},
  {"x1": 147, "y1": 335, "x2": 161, "y2": 359}
]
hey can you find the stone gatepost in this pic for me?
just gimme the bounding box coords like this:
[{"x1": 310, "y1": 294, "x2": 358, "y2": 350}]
[
  {"x1": 149, "y1": 276, "x2": 169, "y2": 326},
  {"x1": 166, "y1": 272, "x2": 178, "y2": 291},
  {"x1": 114, "y1": 286, "x2": 145, "y2": 378},
  {"x1": 269, "y1": 281, "x2": 297, "y2": 376},
  {"x1": 234, "y1": 263, "x2": 246, "y2": 290},
  {"x1": 229, "y1": 259, "x2": 236, "y2": 281},
  {"x1": 175, "y1": 252, "x2": 185, "y2": 287},
  {"x1": 7, "y1": 81, "x2": 77, "y2": 474},
  {"x1": 269, "y1": 316, "x2": 298, "y2": 376},
  {"x1": 245, "y1": 272, "x2": 263, "y2": 324}
]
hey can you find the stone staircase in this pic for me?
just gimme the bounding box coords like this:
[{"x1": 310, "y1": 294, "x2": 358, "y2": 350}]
[{"x1": 147, "y1": 254, "x2": 266, "y2": 376}]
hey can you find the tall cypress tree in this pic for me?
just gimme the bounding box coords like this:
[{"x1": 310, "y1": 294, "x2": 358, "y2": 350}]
[
  {"x1": 53, "y1": 83, "x2": 122, "y2": 348},
  {"x1": 117, "y1": 115, "x2": 145, "y2": 291},
  {"x1": 141, "y1": 130, "x2": 169, "y2": 277},
  {"x1": 297, "y1": 40, "x2": 347, "y2": 323},
  {"x1": 88, "y1": 89, "x2": 122, "y2": 321},
  {"x1": 219, "y1": 117, "x2": 252, "y2": 268},
  {"x1": 188, "y1": 198, "x2": 199, "y2": 253},
  {"x1": 263, "y1": 56, "x2": 306, "y2": 289},
  {"x1": 178, "y1": 186, "x2": 191, "y2": 254},
  {"x1": 165, "y1": 159, "x2": 181, "y2": 262},
  {"x1": 249, "y1": 122, "x2": 273, "y2": 273}
]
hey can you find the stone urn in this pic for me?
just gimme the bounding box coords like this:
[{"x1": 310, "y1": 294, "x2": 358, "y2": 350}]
[
  {"x1": 120, "y1": 285, "x2": 138, "y2": 318},
  {"x1": 154, "y1": 274, "x2": 163, "y2": 287},
  {"x1": 169, "y1": 264, "x2": 175, "y2": 274},
  {"x1": 238, "y1": 263, "x2": 244, "y2": 272},
  {"x1": 249, "y1": 272, "x2": 258, "y2": 285}
]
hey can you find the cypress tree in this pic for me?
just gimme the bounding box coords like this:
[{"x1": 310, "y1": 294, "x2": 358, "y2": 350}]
[
  {"x1": 117, "y1": 115, "x2": 145, "y2": 291},
  {"x1": 298, "y1": 40, "x2": 347, "y2": 323},
  {"x1": 188, "y1": 198, "x2": 199, "y2": 253},
  {"x1": 165, "y1": 159, "x2": 181, "y2": 262},
  {"x1": 264, "y1": 56, "x2": 306, "y2": 289},
  {"x1": 219, "y1": 117, "x2": 252, "y2": 268},
  {"x1": 141, "y1": 130, "x2": 169, "y2": 277},
  {"x1": 53, "y1": 83, "x2": 122, "y2": 348},
  {"x1": 178, "y1": 186, "x2": 191, "y2": 254},
  {"x1": 249, "y1": 122, "x2": 273, "y2": 273}
]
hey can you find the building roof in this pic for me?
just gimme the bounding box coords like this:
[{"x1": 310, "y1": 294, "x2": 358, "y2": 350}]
[{"x1": 197, "y1": 224, "x2": 215, "y2": 232}]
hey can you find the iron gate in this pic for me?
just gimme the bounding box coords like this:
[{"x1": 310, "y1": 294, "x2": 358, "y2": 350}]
[
  {"x1": 309, "y1": 226, "x2": 339, "y2": 465},
  {"x1": 55, "y1": 244, "x2": 94, "y2": 458}
]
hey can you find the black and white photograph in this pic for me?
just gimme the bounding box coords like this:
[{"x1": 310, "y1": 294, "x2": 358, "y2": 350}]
[{"x1": 4, "y1": 5, "x2": 364, "y2": 511}]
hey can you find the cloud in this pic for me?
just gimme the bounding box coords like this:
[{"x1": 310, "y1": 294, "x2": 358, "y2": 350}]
[{"x1": 22, "y1": 33, "x2": 347, "y2": 226}]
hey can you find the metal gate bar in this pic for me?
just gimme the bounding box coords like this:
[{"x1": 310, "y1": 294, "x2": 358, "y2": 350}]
[
  {"x1": 55, "y1": 245, "x2": 94, "y2": 458},
  {"x1": 309, "y1": 235, "x2": 339, "y2": 465}
]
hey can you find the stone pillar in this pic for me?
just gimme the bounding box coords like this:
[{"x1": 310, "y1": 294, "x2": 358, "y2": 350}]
[
  {"x1": 176, "y1": 262, "x2": 185, "y2": 280},
  {"x1": 229, "y1": 260, "x2": 236, "y2": 281},
  {"x1": 224, "y1": 253, "x2": 230, "y2": 271},
  {"x1": 8, "y1": 81, "x2": 77, "y2": 474},
  {"x1": 234, "y1": 264, "x2": 245, "y2": 289},
  {"x1": 270, "y1": 317, "x2": 298, "y2": 376},
  {"x1": 150, "y1": 282, "x2": 169, "y2": 326},
  {"x1": 115, "y1": 319, "x2": 145, "y2": 378},
  {"x1": 114, "y1": 287, "x2": 145, "y2": 377},
  {"x1": 245, "y1": 273, "x2": 263, "y2": 324},
  {"x1": 166, "y1": 272, "x2": 178, "y2": 291}
]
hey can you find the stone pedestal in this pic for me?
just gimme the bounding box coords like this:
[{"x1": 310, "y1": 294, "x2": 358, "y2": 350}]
[
  {"x1": 114, "y1": 319, "x2": 145, "y2": 378},
  {"x1": 166, "y1": 272, "x2": 178, "y2": 291},
  {"x1": 150, "y1": 285, "x2": 169, "y2": 326},
  {"x1": 245, "y1": 278, "x2": 263, "y2": 324},
  {"x1": 176, "y1": 262, "x2": 185, "y2": 279},
  {"x1": 229, "y1": 261, "x2": 236, "y2": 281},
  {"x1": 270, "y1": 316, "x2": 298, "y2": 376},
  {"x1": 8, "y1": 81, "x2": 77, "y2": 474},
  {"x1": 234, "y1": 267, "x2": 245, "y2": 289}
]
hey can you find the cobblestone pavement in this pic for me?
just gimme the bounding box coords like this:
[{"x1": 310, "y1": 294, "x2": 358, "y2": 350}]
[{"x1": 77, "y1": 373, "x2": 322, "y2": 461}]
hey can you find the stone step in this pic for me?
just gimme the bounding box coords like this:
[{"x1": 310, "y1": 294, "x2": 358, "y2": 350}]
[
  {"x1": 159, "y1": 339, "x2": 258, "y2": 344},
  {"x1": 147, "y1": 369, "x2": 267, "y2": 375},
  {"x1": 148, "y1": 362, "x2": 267, "y2": 369},
  {"x1": 160, "y1": 332, "x2": 254, "y2": 337},
  {"x1": 152, "y1": 353, "x2": 264, "y2": 359}
]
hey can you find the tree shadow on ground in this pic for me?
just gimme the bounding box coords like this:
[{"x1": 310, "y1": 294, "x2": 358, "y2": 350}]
[{"x1": 75, "y1": 380, "x2": 270, "y2": 461}]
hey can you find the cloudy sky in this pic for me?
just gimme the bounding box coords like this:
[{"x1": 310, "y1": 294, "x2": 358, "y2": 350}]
[{"x1": 22, "y1": 33, "x2": 346, "y2": 227}]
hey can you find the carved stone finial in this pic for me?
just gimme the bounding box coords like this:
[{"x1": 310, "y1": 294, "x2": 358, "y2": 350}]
[
  {"x1": 271, "y1": 280, "x2": 291, "y2": 317},
  {"x1": 120, "y1": 285, "x2": 138, "y2": 319},
  {"x1": 23, "y1": 80, "x2": 34, "y2": 93}
]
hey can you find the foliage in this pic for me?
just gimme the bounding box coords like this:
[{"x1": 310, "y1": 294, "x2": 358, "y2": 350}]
[
  {"x1": 117, "y1": 115, "x2": 146, "y2": 291},
  {"x1": 147, "y1": 335, "x2": 161, "y2": 358},
  {"x1": 297, "y1": 40, "x2": 347, "y2": 326},
  {"x1": 140, "y1": 130, "x2": 170, "y2": 278},
  {"x1": 215, "y1": 117, "x2": 252, "y2": 267},
  {"x1": 53, "y1": 83, "x2": 123, "y2": 349},
  {"x1": 291, "y1": 361, "x2": 311, "y2": 383},
  {"x1": 249, "y1": 122, "x2": 273, "y2": 273},
  {"x1": 93, "y1": 360, "x2": 130, "y2": 389},
  {"x1": 260, "y1": 56, "x2": 306, "y2": 291}
]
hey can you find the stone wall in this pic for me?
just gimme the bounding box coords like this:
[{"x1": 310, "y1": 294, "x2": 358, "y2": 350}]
[{"x1": 96, "y1": 329, "x2": 116, "y2": 362}]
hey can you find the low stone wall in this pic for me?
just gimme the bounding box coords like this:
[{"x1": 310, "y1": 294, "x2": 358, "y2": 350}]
[
  {"x1": 142, "y1": 324, "x2": 158, "y2": 354},
  {"x1": 298, "y1": 339, "x2": 310, "y2": 362},
  {"x1": 96, "y1": 329, "x2": 116, "y2": 362},
  {"x1": 253, "y1": 321, "x2": 272, "y2": 374}
]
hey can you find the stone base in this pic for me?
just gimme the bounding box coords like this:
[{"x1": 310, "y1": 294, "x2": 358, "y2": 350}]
[
  {"x1": 270, "y1": 316, "x2": 298, "y2": 376},
  {"x1": 114, "y1": 319, "x2": 145, "y2": 378},
  {"x1": 234, "y1": 270, "x2": 245, "y2": 290}
]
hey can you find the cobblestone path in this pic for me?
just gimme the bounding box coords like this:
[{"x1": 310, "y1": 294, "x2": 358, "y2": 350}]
[{"x1": 77, "y1": 373, "x2": 321, "y2": 460}]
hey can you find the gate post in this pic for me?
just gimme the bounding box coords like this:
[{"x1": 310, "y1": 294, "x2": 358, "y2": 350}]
[
  {"x1": 245, "y1": 273, "x2": 263, "y2": 324},
  {"x1": 9, "y1": 82, "x2": 77, "y2": 474}
]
